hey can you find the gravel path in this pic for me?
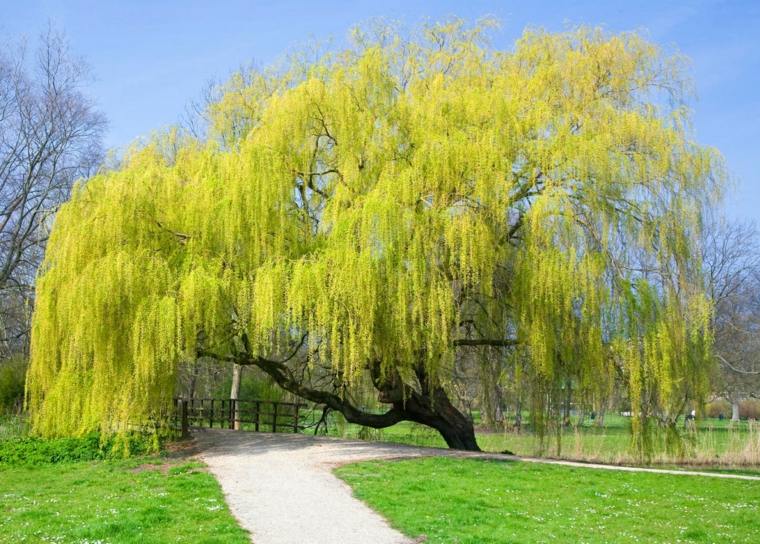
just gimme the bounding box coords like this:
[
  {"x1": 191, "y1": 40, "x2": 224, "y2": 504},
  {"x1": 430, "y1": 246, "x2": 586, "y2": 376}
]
[
  {"x1": 194, "y1": 429, "x2": 760, "y2": 544},
  {"x1": 194, "y1": 430, "x2": 438, "y2": 544}
]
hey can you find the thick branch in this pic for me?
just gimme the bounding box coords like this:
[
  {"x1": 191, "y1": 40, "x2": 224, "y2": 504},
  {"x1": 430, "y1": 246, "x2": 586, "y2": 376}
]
[
  {"x1": 453, "y1": 338, "x2": 520, "y2": 348},
  {"x1": 198, "y1": 346, "x2": 406, "y2": 428},
  {"x1": 717, "y1": 353, "x2": 760, "y2": 376}
]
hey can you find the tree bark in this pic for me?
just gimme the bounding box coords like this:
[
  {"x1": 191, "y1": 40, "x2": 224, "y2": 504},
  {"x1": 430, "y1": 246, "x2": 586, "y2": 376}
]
[
  {"x1": 732, "y1": 399, "x2": 740, "y2": 422},
  {"x1": 363, "y1": 384, "x2": 480, "y2": 450},
  {"x1": 372, "y1": 359, "x2": 480, "y2": 451},
  {"x1": 407, "y1": 385, "x2": 479, "y2": 450},
  {"x1": 513, "y1": 398, "x2": 523, "y2": 432},
  {"x1": 230, "y1": 363, "x2": 243, "y2": 430},
  {"x1": 563, "y1": 378, "x2": 572, "y2": 426}
]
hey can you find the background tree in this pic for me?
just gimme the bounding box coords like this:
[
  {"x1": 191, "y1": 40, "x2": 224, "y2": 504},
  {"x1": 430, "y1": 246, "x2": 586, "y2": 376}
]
[
  {"x1": 0, "y1": 29, "x2": 105, "y2": 356},
  {"x1": 702, "y1": 217, "x2": 760, "y2": 419},
  {"x1": 27, "y1": 21, "x2": 722, "y2": 451},
  {"x1": 0, "y1": 28, "x2": 104, "y2": 412}
]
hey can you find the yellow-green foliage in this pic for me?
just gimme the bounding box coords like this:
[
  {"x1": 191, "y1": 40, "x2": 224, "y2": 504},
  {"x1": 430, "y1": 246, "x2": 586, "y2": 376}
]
[{"x1": 27, "y1": 21, "x2": 721, "y2": 439}]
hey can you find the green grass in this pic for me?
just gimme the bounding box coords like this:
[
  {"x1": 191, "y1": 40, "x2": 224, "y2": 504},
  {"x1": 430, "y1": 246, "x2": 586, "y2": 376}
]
[
  {"x1": 0, "y1": 418, "x2": 248, "y2": 542},
  {"x1": 0, "y1": 457, "x2": 249, "y2": 543},
  {"x1": 336, "y1": 457, "x2": 760, "y2": 544},
  {"x1": 302, "y1": 409, "x2": 760, "y2": 468}
]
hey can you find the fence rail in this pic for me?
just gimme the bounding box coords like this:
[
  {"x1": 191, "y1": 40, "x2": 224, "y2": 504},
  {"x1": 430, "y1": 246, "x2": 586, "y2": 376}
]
[{"x1": 174, "y1": 398, "x2": 302, "y2": 436}]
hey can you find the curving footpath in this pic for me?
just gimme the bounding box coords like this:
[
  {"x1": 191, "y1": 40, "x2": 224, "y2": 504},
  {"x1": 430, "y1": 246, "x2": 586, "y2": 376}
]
[{"x1": 193, "y1": 429, "x2": 760, "y2": 544}]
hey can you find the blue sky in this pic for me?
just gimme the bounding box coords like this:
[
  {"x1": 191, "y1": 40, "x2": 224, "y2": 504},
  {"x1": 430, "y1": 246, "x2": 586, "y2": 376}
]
[{"x1": 3, "y1": 0, "x2": 758, "y2": 223}]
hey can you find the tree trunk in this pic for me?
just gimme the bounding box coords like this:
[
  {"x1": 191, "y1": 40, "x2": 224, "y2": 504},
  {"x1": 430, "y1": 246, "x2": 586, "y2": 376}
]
[
  {"x1": 230, "y1": 363, "x2": 243, "y2": 430},
  {"x1": 426, "y1": 410, "x2": 479, "y2": 450},
  {"x1": 494, "y1": 397, "x2": 504, "y2": 425},
  {"x1": 732, "y1": 399, "x2": 740, "y2": 422},
  {"x1": 595, "y1": 404, "x2": 606, "y2": 427},
  {"x1": 403, "y1": 384, "x2": 480, "y2": 450},
  {"x1": 188, "y1": 361, "x2": 199, "y2": 401},
  {"x1": 513, "y1": 398, "x2": 523, "y2": 432},
  {"x1": 370, "y1": 361, "x2": 480, "y2": 450},
  {"x1": 563, "y1": 378, "x2": 572, "y2": 426},
  {"x1": 235, "y1": 347, "x2": 482, "y2": 451}
]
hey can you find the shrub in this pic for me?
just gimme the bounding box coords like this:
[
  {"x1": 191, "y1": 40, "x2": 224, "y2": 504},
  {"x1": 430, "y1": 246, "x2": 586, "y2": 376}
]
[
  {"x1": 740, "y1": 399, "x2": 760, "y2": 420},
  {"x1": 705, "y1": 400, "x2": 731, "y2": 418},
  {"x1": 0, "y1": 431, "x2": 161, "y2": 465},
  {"x1": 0, "y1": 415, "x2": 28, "y2": 440},
  {"x1": 0, "y1": 357, "x2": 26, "y2": 414}
]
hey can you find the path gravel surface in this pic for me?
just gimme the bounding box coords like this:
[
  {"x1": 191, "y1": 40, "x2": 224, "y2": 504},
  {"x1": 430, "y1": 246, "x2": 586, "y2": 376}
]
[
  {"x1": 194, "y1": 429, "x2": 760, "y2": 544},
  {"x1": 194, "y1": 430, "x2": 440, "y2": 544}
]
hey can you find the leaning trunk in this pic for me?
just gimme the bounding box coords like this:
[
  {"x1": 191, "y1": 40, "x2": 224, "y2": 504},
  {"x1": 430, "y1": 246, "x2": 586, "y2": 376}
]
[
  {"x1": 344, "y1": 380, "x2": 480, "y2": 450},
  {"x1": 403, "y1": 384, "x2": 480, "y2": 450},
  {"x1": 374, "y1": 361, "x2": 481, "y2": 451},
  {"x1": 425, "y1": 402, "x2": 479, "y2": 450},
  {"x1": 244, "y1": 350, "x2": 482, "y2": 451}
]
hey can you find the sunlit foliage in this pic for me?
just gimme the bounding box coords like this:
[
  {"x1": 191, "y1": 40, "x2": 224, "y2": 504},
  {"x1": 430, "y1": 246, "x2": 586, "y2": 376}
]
[{"x1": 27, "y1": 20, "x2": 722, "y2": 448}]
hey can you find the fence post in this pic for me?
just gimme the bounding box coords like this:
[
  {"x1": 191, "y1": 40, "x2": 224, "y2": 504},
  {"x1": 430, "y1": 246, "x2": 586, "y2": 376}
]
[{"x1": 175, "y1": 397, "x2": 305, "y2": 435}]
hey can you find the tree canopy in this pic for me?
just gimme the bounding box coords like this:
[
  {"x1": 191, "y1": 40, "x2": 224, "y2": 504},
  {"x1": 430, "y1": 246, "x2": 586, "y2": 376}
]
[{"x1": 26, "y1": 20, "x2": 722, "y2": 451}]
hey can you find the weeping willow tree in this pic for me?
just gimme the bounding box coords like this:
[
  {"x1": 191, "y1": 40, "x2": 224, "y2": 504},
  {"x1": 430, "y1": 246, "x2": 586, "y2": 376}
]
[{"x1": 27, "y1": 20, "x2": 722, "y2": 451}]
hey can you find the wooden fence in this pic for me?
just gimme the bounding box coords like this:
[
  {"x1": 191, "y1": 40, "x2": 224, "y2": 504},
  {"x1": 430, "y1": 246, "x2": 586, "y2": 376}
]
[{"x1": 174, "y1": 398, "x2": 302, "y2": 437}]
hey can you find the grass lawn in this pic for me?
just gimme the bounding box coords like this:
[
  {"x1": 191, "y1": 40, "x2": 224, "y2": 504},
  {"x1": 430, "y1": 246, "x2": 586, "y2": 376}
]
[
  {"x1": 336, "y1": 457, "x2": 760, "y2": 544},
  {"x1": 0, "y1": 457, "x2": 249, "y2": 543},
  {"x1": 302, "y1": 409, "x2": 760, "y2": 468}
]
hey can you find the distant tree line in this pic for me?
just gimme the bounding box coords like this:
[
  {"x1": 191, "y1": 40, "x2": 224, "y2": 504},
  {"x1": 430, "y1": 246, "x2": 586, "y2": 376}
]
[{"x1": 0, "y1": 28, "x2": 105, "y2": 412}]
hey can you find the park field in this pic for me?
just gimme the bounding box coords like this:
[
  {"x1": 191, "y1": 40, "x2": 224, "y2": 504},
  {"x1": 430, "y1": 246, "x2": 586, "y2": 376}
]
[
  {"x1": 2, "y1": 414, "x2": 760, "y2": 543},
  {"x1": 337, "y1": 456, "x2": 760, "y2": 544},
  {"x1": 305, "y1": 410, "x2": 760, "y2": 470}
]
